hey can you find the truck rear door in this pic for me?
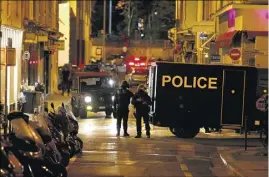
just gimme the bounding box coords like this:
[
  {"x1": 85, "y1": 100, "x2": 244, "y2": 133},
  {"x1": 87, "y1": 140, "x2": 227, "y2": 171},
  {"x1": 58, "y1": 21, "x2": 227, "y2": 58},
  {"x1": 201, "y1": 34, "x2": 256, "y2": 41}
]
[{"x1": 221, "y1": 69, "x2": 246, "y2": 128}]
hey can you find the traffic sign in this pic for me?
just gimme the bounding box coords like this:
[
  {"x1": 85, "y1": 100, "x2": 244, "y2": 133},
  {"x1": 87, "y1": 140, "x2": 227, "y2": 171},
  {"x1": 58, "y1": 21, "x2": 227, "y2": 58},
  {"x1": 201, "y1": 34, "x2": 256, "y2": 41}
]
[
  {"x1": 256, "y1": 94, "x2": 268, "y2": 112},
  {"x1": 22, "y1": 51, "x2": 30, "y2": 60},
  {"x1": 229, "y1": 48, "x2": 241, "y2": 61}
]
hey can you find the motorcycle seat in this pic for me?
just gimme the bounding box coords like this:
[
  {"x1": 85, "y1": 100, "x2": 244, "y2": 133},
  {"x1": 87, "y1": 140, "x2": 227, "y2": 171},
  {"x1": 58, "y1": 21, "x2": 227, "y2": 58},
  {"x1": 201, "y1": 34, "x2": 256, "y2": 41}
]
[{"x1": 7, "y1": 111, "x2": 29, "y2": 123}]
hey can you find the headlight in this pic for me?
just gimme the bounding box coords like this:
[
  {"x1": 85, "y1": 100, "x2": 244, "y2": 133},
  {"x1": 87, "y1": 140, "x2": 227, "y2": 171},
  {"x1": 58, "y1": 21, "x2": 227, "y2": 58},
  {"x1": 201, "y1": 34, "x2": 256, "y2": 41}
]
[
  {"x1": 109, "y1": 79, "x2": 114, "y2": 86},
  {"x1": 85, "y1": 96, "x2": 92, "y2": 103},
  {"x1": 112, "y1": 96, "x2": 115, "y2": 101}
]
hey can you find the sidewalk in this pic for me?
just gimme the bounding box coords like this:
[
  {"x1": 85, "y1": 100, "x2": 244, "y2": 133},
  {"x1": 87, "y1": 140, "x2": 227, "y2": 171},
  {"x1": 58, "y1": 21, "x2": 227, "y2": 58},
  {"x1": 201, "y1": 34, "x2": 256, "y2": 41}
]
[
  {"x1": 198, "y1": 128, "x2": 260, "y2": 139},
  {"x1": 219, "y1": 147, "x2": 268, "y2": 177}
]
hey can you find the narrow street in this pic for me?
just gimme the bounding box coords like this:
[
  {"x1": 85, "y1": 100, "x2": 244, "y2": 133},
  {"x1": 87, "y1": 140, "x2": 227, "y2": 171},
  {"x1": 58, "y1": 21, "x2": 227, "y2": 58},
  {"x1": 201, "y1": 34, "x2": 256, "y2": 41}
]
[{"x1": 67, "y1": 113, "x2": 262, "y2": 177}]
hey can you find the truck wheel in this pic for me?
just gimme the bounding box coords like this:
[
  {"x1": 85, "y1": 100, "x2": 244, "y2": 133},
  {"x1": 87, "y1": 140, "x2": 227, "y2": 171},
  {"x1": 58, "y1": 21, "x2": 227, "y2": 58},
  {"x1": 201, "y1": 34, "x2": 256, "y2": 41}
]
[
  {"x1": 105, "y1": 110, "x2": 112, "y2": 118},
  {"x1": 80, "y1": 109, "x2": 87, "y2": 119},
  {"x1": 112, "y1": 111, "x2": 117, "y2": 118},
  {"x1": 169, "y1": 126, "x2": 200, "y2": 138}
]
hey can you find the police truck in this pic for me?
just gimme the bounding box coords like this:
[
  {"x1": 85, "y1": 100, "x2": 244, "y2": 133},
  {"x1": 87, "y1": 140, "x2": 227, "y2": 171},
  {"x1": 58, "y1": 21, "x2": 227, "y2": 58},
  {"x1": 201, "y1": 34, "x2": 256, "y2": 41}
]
[{"x1": 148, "y1": 62, "x2": 261, "y2": 138}]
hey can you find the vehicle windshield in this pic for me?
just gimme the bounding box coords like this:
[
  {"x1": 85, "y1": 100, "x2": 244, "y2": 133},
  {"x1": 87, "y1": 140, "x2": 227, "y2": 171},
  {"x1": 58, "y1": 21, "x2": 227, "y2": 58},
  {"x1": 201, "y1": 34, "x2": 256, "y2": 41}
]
[
  {"x1": 133, "y1": 69, "x2": 148, "y2": 75},
  {"x1": 83, "y1": 64, "x2": 100, "y2": 72},
  {"x1": 80, "y1": 77, "x2": 115, "y2": 91},
  {"x1": 107, "y1": 55, "x2": 123, "y2": 60}
]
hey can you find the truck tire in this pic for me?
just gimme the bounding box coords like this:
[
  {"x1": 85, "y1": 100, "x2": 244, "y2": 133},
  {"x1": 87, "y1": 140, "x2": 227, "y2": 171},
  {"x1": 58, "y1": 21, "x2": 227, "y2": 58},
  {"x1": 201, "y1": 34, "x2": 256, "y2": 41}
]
[
  {"x1": 80, "y1": 109, "x2": 87, "y2": 119},
  {"x1": 105, "y1": 110, "x2": 112, "y2": 118},
  {"x1": 169, "y1": 126, "x2": 200, "y2": 138}
]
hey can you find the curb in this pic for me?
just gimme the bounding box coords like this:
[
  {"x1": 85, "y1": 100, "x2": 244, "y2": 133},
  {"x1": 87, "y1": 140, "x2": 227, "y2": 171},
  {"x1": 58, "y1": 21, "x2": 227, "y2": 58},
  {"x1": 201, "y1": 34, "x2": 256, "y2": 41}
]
[
  {"x1": 219, "y1": 152, "x2": 244, "y2": 177},
  {"x1": 219, "y1": 147, "x2": 266, "y2": 177}
]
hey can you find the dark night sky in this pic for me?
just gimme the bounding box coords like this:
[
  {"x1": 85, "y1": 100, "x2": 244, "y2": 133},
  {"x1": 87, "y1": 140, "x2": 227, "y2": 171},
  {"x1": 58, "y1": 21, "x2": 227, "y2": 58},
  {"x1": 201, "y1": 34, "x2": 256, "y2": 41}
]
[{"x1": 91, "y1": 0, "x2": 124, "y2": 35}]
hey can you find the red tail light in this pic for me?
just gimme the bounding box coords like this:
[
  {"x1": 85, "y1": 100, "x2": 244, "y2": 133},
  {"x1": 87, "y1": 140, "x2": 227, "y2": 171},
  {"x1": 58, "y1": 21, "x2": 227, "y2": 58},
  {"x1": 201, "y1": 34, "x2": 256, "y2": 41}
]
[{"x1": 129, "y1": 62, "x2": 134, "y2": 65}]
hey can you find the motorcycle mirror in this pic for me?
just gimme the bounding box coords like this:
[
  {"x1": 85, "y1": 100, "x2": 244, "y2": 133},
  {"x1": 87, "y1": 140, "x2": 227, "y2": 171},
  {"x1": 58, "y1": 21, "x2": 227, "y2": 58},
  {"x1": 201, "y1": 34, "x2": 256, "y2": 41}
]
[{"x1": 51, "y1": 103, "x2": 55, "y2": 109}]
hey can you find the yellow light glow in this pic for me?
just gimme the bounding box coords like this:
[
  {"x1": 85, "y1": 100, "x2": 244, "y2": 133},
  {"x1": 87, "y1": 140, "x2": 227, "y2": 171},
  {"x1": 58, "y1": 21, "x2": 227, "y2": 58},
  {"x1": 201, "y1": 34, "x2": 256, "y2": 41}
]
[
  {"x1": 80, "y1": 124, "x2": 94, "y2": 134},
  {"x1": 108, "y1": 118, "x2": 118, "y2": 134},
  {"x1": 263, "y1": 89, "x2": 267, "y2": 93},
  {"x1": 87, "y1": 106, "x2": 92, "y2": 110}
]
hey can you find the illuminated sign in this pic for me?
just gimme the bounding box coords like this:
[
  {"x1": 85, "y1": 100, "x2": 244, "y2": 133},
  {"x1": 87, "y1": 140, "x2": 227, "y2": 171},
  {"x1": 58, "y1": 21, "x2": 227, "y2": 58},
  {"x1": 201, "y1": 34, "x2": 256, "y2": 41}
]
[
  {"x1": 162, "y1": 75, "x2": 218, "y2": 89},
  {"x1": 54, "y1": 40, "x2": 65, "y2": 50}
]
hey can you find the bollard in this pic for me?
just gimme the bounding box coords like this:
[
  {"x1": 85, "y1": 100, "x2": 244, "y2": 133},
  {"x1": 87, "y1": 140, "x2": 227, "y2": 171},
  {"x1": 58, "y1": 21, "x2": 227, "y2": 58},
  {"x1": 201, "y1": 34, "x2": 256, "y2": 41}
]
[{"x1": 244, "y1": 116, "x2": 248, "y2": 151}]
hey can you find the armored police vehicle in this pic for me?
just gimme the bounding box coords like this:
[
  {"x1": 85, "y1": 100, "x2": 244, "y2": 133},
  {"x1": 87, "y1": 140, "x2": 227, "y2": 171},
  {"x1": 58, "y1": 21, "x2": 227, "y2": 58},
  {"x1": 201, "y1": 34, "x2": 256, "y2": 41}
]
[
  {"x1": 71, "y1": 71, "x2": 117, "y2": 118},
  {"x1": 148, "y1": 62, "x2": 259, "y2": 138}
]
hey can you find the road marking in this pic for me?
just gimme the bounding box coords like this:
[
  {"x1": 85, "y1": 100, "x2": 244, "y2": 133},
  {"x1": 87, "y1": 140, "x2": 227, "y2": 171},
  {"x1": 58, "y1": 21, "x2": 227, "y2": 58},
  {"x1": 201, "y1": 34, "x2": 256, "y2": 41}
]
[
  {"x1": 184, "y1": 172, "x2": 193, "y2": 177},
  {"x1": 66, "y1": 156, "x2": 77, "y2": 171},
  {"x1": 180, "y1": 163, "x2": 193, "y2": 177},
  {"x1": 180, "y1": 164, "x2": 188, "y2": 171}
]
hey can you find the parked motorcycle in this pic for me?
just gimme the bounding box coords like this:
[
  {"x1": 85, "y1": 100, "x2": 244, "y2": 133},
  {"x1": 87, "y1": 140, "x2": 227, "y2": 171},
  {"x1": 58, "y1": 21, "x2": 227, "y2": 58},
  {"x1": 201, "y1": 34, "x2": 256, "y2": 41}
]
[
  {"x1": 44, "y1": 108, "x2": 70, "y2": 166},
  {"x1": 5, "y1": 111, "x2": 67, "y2": 177},
  {"x1": 48, "y1": 103, "x2": 83, "y2": 157},
  {"x1": 0, "y1": 137, "x2": 24, "y2": 177},
  {"x1": 60, "y1": 103, "x2": 83, "y2": 153},
  {"x1": 30, "y1": 110, "x2": 71, "y2": 167}
]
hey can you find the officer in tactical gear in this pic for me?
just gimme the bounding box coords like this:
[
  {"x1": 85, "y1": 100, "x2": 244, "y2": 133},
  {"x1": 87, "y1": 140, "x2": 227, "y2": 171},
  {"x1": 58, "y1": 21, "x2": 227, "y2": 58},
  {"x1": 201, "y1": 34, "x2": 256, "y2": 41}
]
[
  {"x1": 131, "y1": 84, "x2": 151, "y2": 138},
  {"x1": 114, "y1": 80, "x2": 134, "y2": 137}
]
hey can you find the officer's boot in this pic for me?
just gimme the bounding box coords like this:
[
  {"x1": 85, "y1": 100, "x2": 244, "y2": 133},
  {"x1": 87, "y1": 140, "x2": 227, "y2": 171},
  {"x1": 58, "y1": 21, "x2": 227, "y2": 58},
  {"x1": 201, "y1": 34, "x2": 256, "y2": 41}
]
[
  {"x1": 123, "y1": 126, "x2": 129, "y2": 136},
  {"x1": 146, "y1": 132, "x2": 150, "y2": 138},
  {"x1": 116, "y1": 128, "x2": 120, "y2": 137}
]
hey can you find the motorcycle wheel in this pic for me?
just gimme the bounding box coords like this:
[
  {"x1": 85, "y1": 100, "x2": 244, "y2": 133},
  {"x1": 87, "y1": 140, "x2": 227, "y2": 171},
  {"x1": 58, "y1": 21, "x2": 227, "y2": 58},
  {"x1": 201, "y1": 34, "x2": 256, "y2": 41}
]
[
  {"x1": 68, "y1": 144, "x2": 75, "y2": 158},
  {"x1": 75, "y1": 137, "x2": 83, "y2": 153},
  {"x1": 60, "y1": 151, "x2": 70, "y2": 167},
  {"x1": 52, "y1": 163, "x2": 67, "y2": 177},
  {"x1": 22, "y1": 164, "x2": 35, "y2": 177}
]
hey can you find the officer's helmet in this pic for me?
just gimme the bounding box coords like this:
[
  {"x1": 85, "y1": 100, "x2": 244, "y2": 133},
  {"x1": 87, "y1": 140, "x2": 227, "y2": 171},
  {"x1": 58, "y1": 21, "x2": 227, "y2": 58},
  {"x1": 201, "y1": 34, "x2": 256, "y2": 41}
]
[
  {"x1": 137, "y1": 84, "x2": 146, "y2": 92},
  {"x1": 121, "y1": 80, "x2": 129, "y2": 88}
]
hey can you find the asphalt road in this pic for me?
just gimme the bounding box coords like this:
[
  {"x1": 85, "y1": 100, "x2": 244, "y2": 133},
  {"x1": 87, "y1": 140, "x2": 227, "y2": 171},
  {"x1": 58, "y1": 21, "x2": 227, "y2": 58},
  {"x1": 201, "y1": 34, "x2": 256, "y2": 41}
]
[{"x1": 67, "y1": 112, "x2": 262, "y2": 177}]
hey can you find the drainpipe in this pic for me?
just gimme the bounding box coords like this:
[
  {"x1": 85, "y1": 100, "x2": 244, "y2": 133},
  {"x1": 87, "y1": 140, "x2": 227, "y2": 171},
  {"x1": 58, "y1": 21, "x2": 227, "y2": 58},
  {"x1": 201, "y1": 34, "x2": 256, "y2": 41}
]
[
  {"x1": 196, "y1": 1, "x2": 203, "y2": 64},
  {"x1": 103, "y1": 0, "x2": 106, "y2": 62}
]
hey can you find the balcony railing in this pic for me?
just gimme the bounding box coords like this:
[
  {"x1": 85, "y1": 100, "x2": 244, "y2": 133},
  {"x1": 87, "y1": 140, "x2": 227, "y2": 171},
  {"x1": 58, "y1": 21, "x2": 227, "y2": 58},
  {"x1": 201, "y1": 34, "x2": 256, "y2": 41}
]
[{"x1": 92, "y1": 37, "x2": 173, "y2": 48}]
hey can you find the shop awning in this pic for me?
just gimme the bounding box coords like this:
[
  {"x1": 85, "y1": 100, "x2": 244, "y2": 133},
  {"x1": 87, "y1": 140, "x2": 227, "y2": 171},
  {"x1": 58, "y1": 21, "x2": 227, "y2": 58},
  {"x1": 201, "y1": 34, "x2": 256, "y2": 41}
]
[
  {"x1": 215, "y1": 30, "x2": 237, "y2": 49},
  {"x1": 247, "y1": 31, "x2": 268, "y2": 39}
]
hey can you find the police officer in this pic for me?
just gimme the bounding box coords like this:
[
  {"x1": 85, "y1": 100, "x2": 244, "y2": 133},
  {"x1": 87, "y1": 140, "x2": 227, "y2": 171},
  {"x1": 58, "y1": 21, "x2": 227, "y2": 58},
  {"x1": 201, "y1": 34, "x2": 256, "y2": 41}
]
[
  {"x1": 114, "y1": 80, "x2": 134, "y2": 137},
  {"x1": 131, "y1": 84, "x2": 151, "y2": 138}
]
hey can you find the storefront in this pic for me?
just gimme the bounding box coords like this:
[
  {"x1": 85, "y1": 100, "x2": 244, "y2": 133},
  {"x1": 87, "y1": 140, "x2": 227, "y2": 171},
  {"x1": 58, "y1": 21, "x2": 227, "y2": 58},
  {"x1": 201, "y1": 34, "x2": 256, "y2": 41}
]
[
  {"x1": 215, "y1": 5, "x2": 268, "y2": 66},
  {"x1": 0, "y1": 25, "x2": 23, "y2": 112}
]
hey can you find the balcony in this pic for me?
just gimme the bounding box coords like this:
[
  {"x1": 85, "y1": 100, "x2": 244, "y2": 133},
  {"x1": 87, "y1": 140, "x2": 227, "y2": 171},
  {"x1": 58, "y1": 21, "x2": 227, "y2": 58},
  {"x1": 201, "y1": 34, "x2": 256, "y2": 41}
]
[{"x1": 92, "y1": 37, "x2": 172, "y2": 48}]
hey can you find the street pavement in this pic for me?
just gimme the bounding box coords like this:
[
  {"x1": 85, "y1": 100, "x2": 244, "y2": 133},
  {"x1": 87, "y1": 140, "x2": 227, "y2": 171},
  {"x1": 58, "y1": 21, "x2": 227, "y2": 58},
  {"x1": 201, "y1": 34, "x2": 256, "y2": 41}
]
[{"x1": 66, "y1": 112, "x2": 267, "y2": 177}]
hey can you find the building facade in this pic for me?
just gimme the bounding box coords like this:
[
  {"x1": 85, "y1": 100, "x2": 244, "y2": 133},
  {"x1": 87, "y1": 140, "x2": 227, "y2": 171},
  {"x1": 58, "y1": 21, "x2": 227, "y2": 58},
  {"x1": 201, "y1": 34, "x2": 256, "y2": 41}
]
[
  {"x1": 174, "y1": 0, "x2": 268, "y2": 67},
  {"x1": 58, "y1": 0, "x2": 95, "y2": 69},
  {"x1": 1, "y1": 0, "x2": 62, "y2": 113}
]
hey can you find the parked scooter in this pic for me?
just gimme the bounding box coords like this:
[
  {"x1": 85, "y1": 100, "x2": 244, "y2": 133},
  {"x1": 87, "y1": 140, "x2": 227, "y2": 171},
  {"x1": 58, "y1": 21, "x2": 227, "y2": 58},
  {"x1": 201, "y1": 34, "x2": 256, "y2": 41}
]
[
  {"x1": 5, "y1": 111, "x2": 67, "y2": 177},
  {"x1": 48, "y1": 103, "x2": 83, "y2": 157},
  {"x1": 44, "y1": 108, "x2": 70, "y2": 166},
  {"x1": 30, "y1": 110, "x2": 70, "y2": 167},
  {"x1": 0, "y1": 137, "x2": 24, "y2": 177},
  {"x1": 60, "y1": 103, "x2": 83, "y2": 153}
]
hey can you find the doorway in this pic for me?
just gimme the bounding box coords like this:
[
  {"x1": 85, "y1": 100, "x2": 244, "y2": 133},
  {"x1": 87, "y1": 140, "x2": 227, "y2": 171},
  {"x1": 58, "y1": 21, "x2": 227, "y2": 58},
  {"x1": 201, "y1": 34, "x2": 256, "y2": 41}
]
[{"x1": 221, "y1": 70, "x2": 246, "y2": 126}]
